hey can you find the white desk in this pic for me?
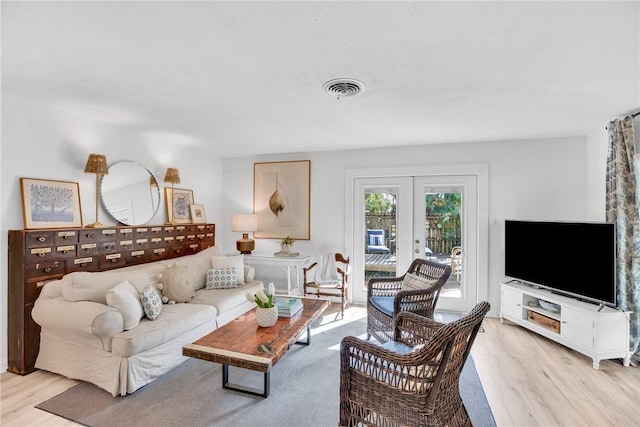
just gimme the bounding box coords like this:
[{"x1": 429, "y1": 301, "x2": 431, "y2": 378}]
[{"x1": 243, "y1": 254, "x2": 311, "y2": 294}]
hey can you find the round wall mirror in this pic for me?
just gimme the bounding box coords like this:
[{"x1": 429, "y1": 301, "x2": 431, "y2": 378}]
[{"x1": 100, "y1": 161, "x2": 161, "y2": 225}]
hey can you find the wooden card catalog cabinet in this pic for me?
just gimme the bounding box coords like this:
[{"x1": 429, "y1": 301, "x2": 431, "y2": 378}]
[{"x1": 7, "y1": 223, "x2": 215, "y2": 375}]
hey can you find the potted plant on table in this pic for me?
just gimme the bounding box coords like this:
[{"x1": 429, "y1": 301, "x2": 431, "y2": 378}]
[
  {"x1": 246, "y1": 283, "x2": 278, "y2": 327},
  {"x1": 280, "y1": 236, "x2": 294, "y2": 253}
]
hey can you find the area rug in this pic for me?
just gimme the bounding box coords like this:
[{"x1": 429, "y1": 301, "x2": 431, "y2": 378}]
[{"x1": 37, "y1": 313, "x2": 496, "y2": 427}]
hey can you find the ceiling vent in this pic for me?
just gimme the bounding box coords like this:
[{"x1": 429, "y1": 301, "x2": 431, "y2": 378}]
[{"x1": 322, "y1": 78, "x2": 366, "y2": 99}]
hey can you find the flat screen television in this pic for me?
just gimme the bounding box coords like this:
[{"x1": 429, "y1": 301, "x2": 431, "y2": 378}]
[{"x1": 504, "y1": 220, "x2": 617, "y2": 306}]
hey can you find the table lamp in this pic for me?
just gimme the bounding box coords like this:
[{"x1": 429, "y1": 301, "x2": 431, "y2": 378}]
[
  {"x1": 231, "y1": 214, "x2": 258, "y2": 254},
  {"x1": 164, "y1": 167, "x2": 181, "y2": 225},
  {"x1": 84, "y1": 153, "x2": 109, "y2": 228}
]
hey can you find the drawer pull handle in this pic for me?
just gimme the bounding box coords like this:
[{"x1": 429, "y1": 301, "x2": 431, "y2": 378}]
[
  {"x1": 38, "y1": 253, "x2": 45, "y2": 257},
  {"x1": 80, "y1": 263, "x2": 88, "y2": 267},
  {"x1": 175, "y1": 249, "x2": 181, "y2": 254},
  {"x1": 44, "y1": 267, "x2": 52, "y2": 273},
  {"x1": 85, "y1": 233, "x2": 94, "y2": 238},
  {"x1": 111, "y1": 259, "x2": 117, "y2": 263},
  {"x1": 63, "y1": 235, "x2": 71, "y2": 239},
  {"x1": 38, "y1": 237, "x2": 46, "y2": 242}
]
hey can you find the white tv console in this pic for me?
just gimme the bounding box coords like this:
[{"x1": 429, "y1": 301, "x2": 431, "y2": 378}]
[{"x1": 500, "y1": 281, "x2": 631, "y2": 369}]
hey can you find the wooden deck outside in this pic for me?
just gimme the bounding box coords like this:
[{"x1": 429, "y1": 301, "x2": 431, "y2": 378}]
[{"x1": 365, "y1": 253, "x2": 453, "y2": 273}]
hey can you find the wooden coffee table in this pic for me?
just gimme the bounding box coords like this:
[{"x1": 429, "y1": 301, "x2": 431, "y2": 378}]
[{"x1": 183, "y1": 297, "x2": 329, "y2": 397}]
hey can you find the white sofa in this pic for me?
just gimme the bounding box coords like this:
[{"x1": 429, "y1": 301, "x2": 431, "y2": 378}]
[{"x1": 31, "y1": 246, "x2": 263, "y2": 396}]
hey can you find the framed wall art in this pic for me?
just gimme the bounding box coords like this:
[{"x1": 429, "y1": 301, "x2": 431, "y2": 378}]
[
  {"x1": 189, "y1": 204, "x2": 207, "y2": 224},
  {"x1": 253, "y1": 160, "x2": 310, "y2": 240},
  {"x1": 20, "y1": 178, "x2": 83, "y2": 229},
  {"x1": 165, "y1": 187, "x2": 194, "y2": 224}
]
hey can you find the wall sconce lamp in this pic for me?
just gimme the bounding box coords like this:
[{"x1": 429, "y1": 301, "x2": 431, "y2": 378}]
[
  {"x1": 84, "y1": 153, "x2": 109, "y2": 228},
  {"x1": 231, "y1": 214, "x2": 258, "y2": 254},
  {"x1": 164, "y1": 167, "x2": 181, "y2": 225}
]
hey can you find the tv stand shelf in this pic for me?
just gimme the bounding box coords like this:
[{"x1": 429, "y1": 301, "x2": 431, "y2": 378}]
[{"x1": 500, "y1": 282, "x2": 631, "y2": 369}]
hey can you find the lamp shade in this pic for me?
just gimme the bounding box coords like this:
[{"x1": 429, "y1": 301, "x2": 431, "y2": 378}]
[
  {"x1": 231, "y1": 214, "x2": 258, "y2": 232},
  {"x1": 84, "y1": 154, "x2": 108, "y2": 175},
  {"x1": 164, "y1": 167, "x2": 180, "y2": 184}
]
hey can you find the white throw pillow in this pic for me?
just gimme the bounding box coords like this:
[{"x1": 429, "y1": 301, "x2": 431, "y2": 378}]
[
  {"x1": 211, "y1": 255, "x2": 245, "y2": 285},
  {"x1": 140, "y1": 284, "x2": 163, "y2": 320},
  {"x1": 205, "y1": 267, "x2": 238, "y2": 289},
  {"x1": 400, "y1": 273, "x2": 439, "y2": 292},
  {"x1": 244, "y1": 265, "x2": 256, "y2": 283},
  {"x1": 106, "y1": 281, "x2": 144, "y2": 330}
]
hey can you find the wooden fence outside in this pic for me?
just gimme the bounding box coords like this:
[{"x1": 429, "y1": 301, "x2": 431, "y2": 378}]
[{"x1": 365, "y1": 213, "x2": 461, "y2": 255}]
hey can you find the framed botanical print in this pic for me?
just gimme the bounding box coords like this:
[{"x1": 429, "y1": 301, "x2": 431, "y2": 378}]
[
  {"x1": 253, "y1": 160, "x2": 310, "y2": 240},
  {"x1": 165, "y1": 187, "x2": 194, "y2": 224},
  {"x1": 20, "y1": 178, "x2": 83, "y2": 229}
]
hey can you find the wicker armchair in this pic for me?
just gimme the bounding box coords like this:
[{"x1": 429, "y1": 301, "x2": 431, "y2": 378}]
[
  {"x1": 339, "y1": 301, "x2": 491, "y2": 427},
  {"x1": 367, "y1": 258, "x2": 451, "y2": 343}
]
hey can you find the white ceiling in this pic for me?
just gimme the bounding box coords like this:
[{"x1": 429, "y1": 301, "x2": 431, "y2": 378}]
[{"x1": 3, "y1": 1, "x2": 639, "y2": 157}]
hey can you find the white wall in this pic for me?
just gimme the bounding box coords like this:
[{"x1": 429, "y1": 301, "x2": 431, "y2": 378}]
[
  {"x1": 222, "y1": 135, "x2": 592, "y2": 319},
  {"x1": 1, "y1": 92, "x2": 606, "y2": 373},
  {"x1": 1, "y1": 93, "x2": 223, "y2": 372}
]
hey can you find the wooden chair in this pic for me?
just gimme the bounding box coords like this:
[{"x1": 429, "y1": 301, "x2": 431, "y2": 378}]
[
  {"x1": 340, "y1": 301, "x2": 491, "y2": 427},
  {"x1": 303, "y1": 253, "x2": 350, "y2": 317},
  {"x1": 367, "y1": 258, "x2": 451, "y2": 343}
]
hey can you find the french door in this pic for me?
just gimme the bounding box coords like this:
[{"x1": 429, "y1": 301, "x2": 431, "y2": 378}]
[{"x1": 347, "y1": 166, "x2": 486, "y2": 314}]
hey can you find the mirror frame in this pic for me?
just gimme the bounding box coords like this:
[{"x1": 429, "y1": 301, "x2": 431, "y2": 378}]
[{"x1": 100, "y1": 160, "x2": 161, "y2": 225}]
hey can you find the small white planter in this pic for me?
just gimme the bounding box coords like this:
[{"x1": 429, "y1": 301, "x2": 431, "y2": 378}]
[{"x1": 256, "y1": 306, "x2": 279, "y2": 327}]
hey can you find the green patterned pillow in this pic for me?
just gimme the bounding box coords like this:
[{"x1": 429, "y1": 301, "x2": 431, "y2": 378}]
[
  {"x1": 140, "y1": 284, "x2": 163, "y2": 320},
  {"x1": 206, "y1": 267, "x2": 238, "y2": 289}
]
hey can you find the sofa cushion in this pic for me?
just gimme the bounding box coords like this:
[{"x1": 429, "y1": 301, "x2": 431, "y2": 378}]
[
  {"x1": 164, "y1": 246, "x2": 222, "y2": 290},
  {"x1": 205, "y1": 267, "x2": 238, "y2": 289},
  {"x1": 400, "y1": 273, "x2": 439, "y2": 292},
  {"x1": 110, "y1": 303, "x2": 217, "y2": 357},
  {"x1": 63, "y1": 264, "x2": 164, "y2": 304},
  {"x1": 211, "y1": 255, "x2": 245, "y2": 285},
  {"x1": 244, "y1": 265, "x2": 255, "y2": 283},
  {"x1": 141, "y1": 285, "x2": 163, "y2": 320},
  {"x1": 191, "y1": 281, "x2": 263, "y2": 314},
  {"x1": 158, "y1": 264, "x2": 196, "y2": 303},
  {"x1": 106, "y1": 281, "x2": 144, "y2": 330}
]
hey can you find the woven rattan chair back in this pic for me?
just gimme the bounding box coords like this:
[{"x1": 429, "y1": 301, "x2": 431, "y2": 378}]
[
  {"x1": 340, "y1": 301, "x2": 491, "y2": 427},
  {"x1": 366, "y1": 258, "x2": 452, "y2": 343}
]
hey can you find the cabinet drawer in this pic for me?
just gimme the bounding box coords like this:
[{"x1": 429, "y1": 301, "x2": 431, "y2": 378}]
[
  {"x1": 26, "y1": 261, "x2": 64, "y2": 282},
  {"x1": 100, "y1": 241, "x2": 119, "y2": 253},
  {"x1": 100, "y1": 253, "x2": 127, "y2": 269},
  {"x1": 54, "y1": 230, "x2": 78, "y2": 244},
  {"x1": 78, "y1": 229, "x2": 100, "y2": 243},
  {"x1": 150, "y1": 246, "x2": 169, "y2": 260},
  {"x1": 26, "y1": 246, "x2": 54, "y2": 262},
  {"x1": 149, "y1": 226, "x2": 164, "y2": 237},
  {"x1": 175, "y1": 226, "x2": 188, "y2": 234},
  {"x1": 66, "y1": 256, "x2": 99, "y2": 272},
  {"x1": 134, "y1": 238, "x2": 149, "y2": 249},
  {"x1": 99, "y1": 228, "x2": 119, "y2": 241},
  {"x1": 163, "y1": 226, "x2": 176, "y2": 236},
  {"x1": 78, "y1": 242, "x2": 99, "y2": 255},
  {"x1": 118, "y1": 228, "x2": 134, "y2": 239},
  {"x1": 126, "y1": 250, "x2": 149, "y2": 264},
  {"x1": 134, "y1": 227, "x2": 149, "y2": 238},
  {"x1": 25, "y1": 231, "x2": 54, "y2": 247},
  {"x1": 54, "y1": 244, "x2": 77, "y2": 258},
  {"x1": 118, "y1": 239, "x2": 135, "y2": 251},
  {"x1": 185, "y1": 243, "x2": 200, "y2": 255},
  {"x1": 168, "y1": 245, "x2": 186, "y2": 257}
]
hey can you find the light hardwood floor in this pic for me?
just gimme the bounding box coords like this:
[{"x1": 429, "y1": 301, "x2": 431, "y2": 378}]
[{"x1": 1, "y1": 310, "x2": 639, "y2": 426}]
